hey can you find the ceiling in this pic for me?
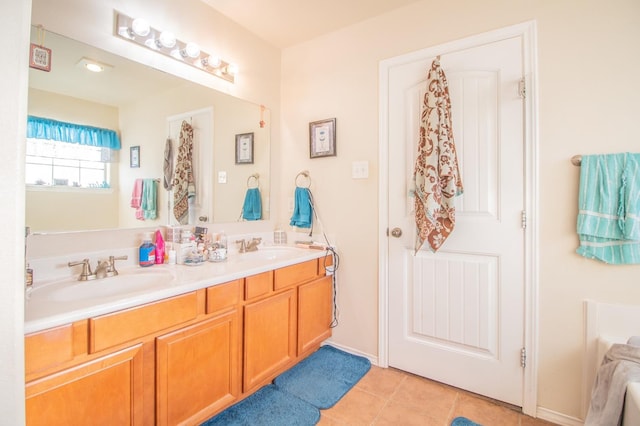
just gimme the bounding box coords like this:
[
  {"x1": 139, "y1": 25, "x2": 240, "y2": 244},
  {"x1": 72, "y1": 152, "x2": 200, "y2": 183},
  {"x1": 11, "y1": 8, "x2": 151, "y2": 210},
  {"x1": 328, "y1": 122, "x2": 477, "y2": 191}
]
[{"x1": 200, "y1": 0, "x2": 422, "y2": 48}]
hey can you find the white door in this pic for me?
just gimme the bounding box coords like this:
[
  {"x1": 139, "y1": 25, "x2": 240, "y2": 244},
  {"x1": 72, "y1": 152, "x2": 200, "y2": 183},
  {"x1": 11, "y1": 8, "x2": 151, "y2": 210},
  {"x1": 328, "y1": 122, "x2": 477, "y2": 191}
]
[
  {"x1": 167, "y1": 107, "x2": 214, "y2": 226},
  {"x1": 387, "y1": 36, "x2": 526, "y2": 406}
]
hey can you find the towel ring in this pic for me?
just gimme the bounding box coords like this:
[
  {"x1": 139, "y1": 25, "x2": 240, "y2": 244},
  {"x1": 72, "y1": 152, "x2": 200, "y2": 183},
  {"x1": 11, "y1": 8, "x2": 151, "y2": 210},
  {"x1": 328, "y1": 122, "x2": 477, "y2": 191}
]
[
  {"x1": 295, "y1": 170, "x2": 311, "y2": 188},
  {"x1": 247, "y1": 173, "x2": 260, "y2": 189}
]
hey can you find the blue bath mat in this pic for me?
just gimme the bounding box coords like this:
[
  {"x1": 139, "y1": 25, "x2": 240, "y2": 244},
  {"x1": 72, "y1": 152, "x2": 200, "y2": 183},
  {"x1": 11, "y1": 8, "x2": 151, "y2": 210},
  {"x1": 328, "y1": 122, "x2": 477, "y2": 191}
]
[
  {"x1": 451, "y1": 417, "x2": 482, "y2": 426},
  {"x1": 200, "y1": 384, "x2": 319, "y2": 426},
  {"x1": 274, "y1": 345, "x2": 371, "y2": 409}
]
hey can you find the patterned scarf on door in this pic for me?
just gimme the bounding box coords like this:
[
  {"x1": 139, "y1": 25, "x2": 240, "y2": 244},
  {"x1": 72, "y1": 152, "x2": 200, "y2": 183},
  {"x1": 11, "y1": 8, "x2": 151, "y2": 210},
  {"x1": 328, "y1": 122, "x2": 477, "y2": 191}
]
[
  {"x1": 173, "y1": 120, "x2": 196, "y2": 225},
  {"x1": 413, "y1": 58, "x2": 463, "y2": 253}
]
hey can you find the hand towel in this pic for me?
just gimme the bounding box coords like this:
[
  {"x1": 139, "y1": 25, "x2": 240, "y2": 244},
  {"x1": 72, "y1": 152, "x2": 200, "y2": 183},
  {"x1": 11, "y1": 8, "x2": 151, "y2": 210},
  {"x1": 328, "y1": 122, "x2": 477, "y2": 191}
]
[
  {"x1": 173, "y1": 121, "x2": 195, "y2": 225},
  {"x1": 131, "y1": 178, "x2": 144, "y2": 220},
  {"x1": 141, "y1": 179, "x2": 157, "y2": 220},
  {"x1": 413, "y1": 58, "x2": 463, "y2": 253},
  {"x1": 290, "y1": 187, "x2": 313, "y2": 229},
  {"x1": 163, "y1": 138, "x2": 173, "y2": 191},
  {"x1": 242, "y1": 188, "x2": 262, "y2": 221},
  {"x1": 576, "y1": 153, "x2": 640, "y2": 264},
  {"x1": 585, "y1": 343, "x2": 640, "y2": 426}
]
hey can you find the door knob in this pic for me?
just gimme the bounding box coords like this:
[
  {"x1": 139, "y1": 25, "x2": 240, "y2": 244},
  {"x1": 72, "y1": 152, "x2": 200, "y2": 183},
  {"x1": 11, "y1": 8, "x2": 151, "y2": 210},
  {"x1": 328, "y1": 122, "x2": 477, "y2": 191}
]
[
  {"x1": 390, "y1": 227, "x2": 402, "y2": 238},
  {"x1": 199, "y1": 216, "x2": 209, "y2": 222}
]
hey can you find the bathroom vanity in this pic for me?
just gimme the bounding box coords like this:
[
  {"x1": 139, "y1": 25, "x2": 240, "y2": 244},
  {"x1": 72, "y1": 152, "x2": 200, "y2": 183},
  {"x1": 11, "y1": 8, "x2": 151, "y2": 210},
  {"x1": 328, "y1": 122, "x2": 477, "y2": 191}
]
[{"x1": 24, "y1": 250, "x2": 334, "y2": 425}]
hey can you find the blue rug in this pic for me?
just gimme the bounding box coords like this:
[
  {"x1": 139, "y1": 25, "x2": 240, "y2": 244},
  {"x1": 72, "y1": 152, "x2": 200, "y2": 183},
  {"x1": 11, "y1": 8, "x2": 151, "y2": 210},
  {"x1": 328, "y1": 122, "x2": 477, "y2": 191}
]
[
  {"x1": 451, "y1": 416, "x2": 482, "y2": 426},
  {"x1": 274, "y1": 345, "x2": 371, "y2": 409},
  {"x1": 200, "y1": 385, "x2": 319, "y2": 426}
]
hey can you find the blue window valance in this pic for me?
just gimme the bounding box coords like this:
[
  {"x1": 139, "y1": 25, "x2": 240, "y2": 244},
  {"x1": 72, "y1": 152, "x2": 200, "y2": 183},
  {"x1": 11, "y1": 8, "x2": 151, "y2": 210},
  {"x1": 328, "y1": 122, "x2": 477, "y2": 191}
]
[{"x1": 27, "y1": 115, "x2": 121, "y2": 150}]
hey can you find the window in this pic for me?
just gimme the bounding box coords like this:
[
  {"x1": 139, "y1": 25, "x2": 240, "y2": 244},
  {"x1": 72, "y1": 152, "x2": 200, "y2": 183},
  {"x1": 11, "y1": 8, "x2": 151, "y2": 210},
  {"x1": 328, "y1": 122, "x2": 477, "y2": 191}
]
[
  {"x1": 26, "y1": 138, "x2": 112, "y2": 188},
  {"x1": 25, "y1": 115, "x2": 121, "y2": 189}
]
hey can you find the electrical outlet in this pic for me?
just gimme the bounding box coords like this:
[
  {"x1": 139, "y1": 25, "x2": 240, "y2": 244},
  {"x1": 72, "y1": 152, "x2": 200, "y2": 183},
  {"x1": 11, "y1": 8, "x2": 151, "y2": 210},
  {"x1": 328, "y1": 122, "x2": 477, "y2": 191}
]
[{"x1": 218, "y1": 171, "x2": 227, "y2": 184}]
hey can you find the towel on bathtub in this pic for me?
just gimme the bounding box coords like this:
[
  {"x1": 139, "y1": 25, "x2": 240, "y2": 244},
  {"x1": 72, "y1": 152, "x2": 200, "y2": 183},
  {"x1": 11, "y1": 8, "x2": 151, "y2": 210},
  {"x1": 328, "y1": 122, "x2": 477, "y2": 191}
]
[
  {"x1": 576, "y1": 153, "x2": 640, "y2": 264},
  {"x1": 585, "y1": 340, "x2": 640, "y2": 426}
]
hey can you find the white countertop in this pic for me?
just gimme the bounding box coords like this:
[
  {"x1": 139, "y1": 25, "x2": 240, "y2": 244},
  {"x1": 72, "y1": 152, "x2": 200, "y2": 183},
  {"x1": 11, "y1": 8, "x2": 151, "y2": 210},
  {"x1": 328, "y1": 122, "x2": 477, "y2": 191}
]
[{"x1": 25, "y1": 246, "x2": 330, "y2": 334}]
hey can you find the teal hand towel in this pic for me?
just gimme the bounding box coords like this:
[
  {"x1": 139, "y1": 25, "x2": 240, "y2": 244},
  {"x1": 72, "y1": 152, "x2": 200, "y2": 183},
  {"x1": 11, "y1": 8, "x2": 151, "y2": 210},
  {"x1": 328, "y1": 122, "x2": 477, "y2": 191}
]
[
  {"x1": 242, "y1": 188, "x2": 262, "y2": 221},
  {"x1": 141, "y1": 179, "x2": 157, "y2": 220},
  {"x1": 576, "y1": 153, "x2": 640, "y2": 264},
  {"x1": 290, "y1": 187, "x2": 313, "y2": 229}
]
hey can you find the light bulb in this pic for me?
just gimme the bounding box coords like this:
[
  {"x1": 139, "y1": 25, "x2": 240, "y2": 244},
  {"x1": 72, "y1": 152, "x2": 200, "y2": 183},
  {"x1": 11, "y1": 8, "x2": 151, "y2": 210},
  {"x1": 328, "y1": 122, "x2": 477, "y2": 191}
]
[
  {"x1": 183, "y1": 42, "x2": 200, "y2": 59},
  {"x1": 159, "y1": 31, "x2": 176, "y2": 48},
  {"x1": 202, "y1": 56, "x2": 221, "y2": 68},
  {"x1": 226, "y1": 63, "x2": 239, "y2": 75},
  {"x1": 131, "y1": 18, "x2": 150, "y2": 37},
  {"x1": 85, "y1": 63, "x2": 103, "y2": 72}
]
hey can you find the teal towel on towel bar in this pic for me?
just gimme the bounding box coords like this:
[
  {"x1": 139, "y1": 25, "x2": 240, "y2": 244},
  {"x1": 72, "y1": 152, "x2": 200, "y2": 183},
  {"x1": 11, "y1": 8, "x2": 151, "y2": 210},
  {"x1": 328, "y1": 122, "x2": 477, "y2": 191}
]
[
  {"x1": 141, "y1": 179, "x2": 157, "y2": 220},
  {"x1": 290, "y1": 187, "x2": 313, "y2": 228},
  {"x1": 242, "y1": 188, "x2": 262, "y2": 221},
  {"x1": 576, "y1": 153, "x2": 640, "y2": 264}
]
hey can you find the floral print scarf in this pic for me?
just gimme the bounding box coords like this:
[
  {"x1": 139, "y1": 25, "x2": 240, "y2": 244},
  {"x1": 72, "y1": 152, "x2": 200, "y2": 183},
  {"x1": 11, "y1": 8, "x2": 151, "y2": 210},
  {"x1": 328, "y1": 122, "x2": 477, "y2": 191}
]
[
  {"x1": 414, "y1": 59, "x2": 463, "y2": 252},
  {"x1": 173, "y1": 120, "x2": 196, "y2": 225}
]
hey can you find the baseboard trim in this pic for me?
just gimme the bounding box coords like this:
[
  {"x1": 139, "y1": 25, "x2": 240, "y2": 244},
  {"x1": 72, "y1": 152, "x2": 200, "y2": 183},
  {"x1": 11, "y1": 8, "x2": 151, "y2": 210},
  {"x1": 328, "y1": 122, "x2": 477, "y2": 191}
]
[
  {"x1": 323, "y1": 340, "x2": 379, "y2": 366},
  {"x1": 536, "y1": 407, "x2": 583, "y2": 426}
]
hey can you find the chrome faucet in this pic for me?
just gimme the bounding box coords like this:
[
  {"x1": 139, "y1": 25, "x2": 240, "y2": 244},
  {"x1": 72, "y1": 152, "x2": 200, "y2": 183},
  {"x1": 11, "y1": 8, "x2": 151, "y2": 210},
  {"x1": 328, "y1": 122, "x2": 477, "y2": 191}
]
[
  {"x1": 235, "y1": 237, "x2": 262, "y2": 253},
  {"x1": 68, "y1": 255, "x2": 128, "y2": 281}
]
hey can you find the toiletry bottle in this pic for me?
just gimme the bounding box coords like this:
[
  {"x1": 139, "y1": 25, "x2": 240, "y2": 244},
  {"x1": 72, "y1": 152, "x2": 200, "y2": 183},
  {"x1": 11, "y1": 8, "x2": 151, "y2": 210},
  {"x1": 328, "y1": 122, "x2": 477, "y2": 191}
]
[
  {"x1": 139, "y1": 233, "x2": 156, "y2": 267},
  {"x1": 155, "y1": 229, "x2": 165, "y2": 264}
]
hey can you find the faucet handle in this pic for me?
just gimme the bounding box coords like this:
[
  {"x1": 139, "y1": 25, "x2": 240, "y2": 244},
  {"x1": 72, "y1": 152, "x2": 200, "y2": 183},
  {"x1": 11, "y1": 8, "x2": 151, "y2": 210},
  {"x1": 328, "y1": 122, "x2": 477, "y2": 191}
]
[
  {"x1": 107, "y1": 255, "x2": 128, "y2": 276},
  {"x1": 68, "y1": 259, "x2": 95, "y2": 281},
  {"x1": 235, "y1": 240, "x2": 247, "y2": 253}
]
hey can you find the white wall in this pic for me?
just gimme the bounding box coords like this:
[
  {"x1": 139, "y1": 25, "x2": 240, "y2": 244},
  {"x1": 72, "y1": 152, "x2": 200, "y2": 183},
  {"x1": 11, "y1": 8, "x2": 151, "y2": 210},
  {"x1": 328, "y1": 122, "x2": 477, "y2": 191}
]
[{"x1": 279, "y1": 0, "x2": 640, "y2": 421}]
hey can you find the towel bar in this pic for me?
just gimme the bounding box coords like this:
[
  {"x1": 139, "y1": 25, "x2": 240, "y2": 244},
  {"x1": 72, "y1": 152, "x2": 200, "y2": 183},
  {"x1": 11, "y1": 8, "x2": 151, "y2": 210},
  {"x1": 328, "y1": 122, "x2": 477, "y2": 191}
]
[{"x1": 571, "y1": 155, "x2": 582, "y2": 166}]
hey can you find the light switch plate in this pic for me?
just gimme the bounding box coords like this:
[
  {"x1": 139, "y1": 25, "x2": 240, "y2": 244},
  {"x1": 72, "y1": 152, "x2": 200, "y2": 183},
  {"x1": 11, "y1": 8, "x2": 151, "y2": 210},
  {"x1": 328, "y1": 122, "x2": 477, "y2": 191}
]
[
  {"x1": 218, "y1": 171, "x2": 227, "y2": 184},
  {"x1": 352, "y1": 161, "x2": 369, "y2": 179}
]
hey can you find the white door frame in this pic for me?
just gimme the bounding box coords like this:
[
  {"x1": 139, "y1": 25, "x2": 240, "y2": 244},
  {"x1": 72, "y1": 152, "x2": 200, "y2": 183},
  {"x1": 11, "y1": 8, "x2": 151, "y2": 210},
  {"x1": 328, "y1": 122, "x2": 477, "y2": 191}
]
[{"x1": 378, "y1": 21, "x2": 539, "y2": 416}]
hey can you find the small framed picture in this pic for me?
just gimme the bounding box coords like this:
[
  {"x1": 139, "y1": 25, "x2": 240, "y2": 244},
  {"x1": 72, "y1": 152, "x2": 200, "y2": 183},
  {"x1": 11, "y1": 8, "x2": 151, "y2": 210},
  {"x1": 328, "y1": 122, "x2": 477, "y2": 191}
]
[
  {"x1": 235, "y1": 133, "x2": 254, "y2": 164},
  {"x1": 130, "y1": 146, "x2": 140, "y2": 168},
  {"x1": 29, "y1": 43, "x2": 52, "y2": 72},
  {"x1": 309, "y1": 118, "x2": 336, "y2": 158}
]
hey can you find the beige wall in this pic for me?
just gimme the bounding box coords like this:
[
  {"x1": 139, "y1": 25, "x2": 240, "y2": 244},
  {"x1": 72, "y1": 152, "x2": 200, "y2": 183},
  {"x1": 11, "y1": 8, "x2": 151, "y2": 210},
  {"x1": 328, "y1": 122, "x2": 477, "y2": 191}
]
[{"x1": 279, "y1": 0, "x2": 640, "y2": 420}]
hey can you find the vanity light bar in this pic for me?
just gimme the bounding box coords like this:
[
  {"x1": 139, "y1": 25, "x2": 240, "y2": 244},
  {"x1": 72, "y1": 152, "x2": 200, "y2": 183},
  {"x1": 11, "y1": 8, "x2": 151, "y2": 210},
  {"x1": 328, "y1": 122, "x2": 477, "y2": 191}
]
[{"x1": 114, "y1": 12, "x2": 237, "y2": 83}]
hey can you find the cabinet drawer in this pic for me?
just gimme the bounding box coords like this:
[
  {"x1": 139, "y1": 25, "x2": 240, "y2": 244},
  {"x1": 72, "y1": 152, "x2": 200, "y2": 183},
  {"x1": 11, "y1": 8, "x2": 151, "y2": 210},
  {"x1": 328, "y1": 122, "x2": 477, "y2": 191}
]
[
  {"x1": 25, "y1": 321, "x2": 88, "y2": 377},
  {"x1": 207, "y1": 279, "x2": 242, "y2": 314},
  {"x1": 244, "y1": 271, "x2": 273, "y2": 300},
  {"x1": 274, "y1": 259, "x2": 318, "y2": 290},
  {"x1": 89, "y1": 292, "x2": 199, "y2": 353}
]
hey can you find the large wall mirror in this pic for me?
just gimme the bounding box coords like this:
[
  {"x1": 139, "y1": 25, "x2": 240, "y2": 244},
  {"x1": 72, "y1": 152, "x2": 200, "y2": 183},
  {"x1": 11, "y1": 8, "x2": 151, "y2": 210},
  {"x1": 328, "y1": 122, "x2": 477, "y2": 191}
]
[{"x1": 26, "y1": 27, "x2": 270, "y2": 233}]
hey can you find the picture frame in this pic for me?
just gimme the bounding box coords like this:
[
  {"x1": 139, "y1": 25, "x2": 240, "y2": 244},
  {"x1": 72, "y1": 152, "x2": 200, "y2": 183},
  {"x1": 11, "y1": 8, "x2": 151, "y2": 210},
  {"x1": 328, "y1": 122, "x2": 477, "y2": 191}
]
[
  {"x1": 29, "y1": 43, "x2": 52, "y2": 72},
  {"x1": 235, "y1": 132, "x2": 254, "y2": 164},
  {"x1": 130, "y1": 146, "x2": 140, "y2": 168},
  {"x1": 309, "y1": 118, "x2": 336, "y2": 158}
]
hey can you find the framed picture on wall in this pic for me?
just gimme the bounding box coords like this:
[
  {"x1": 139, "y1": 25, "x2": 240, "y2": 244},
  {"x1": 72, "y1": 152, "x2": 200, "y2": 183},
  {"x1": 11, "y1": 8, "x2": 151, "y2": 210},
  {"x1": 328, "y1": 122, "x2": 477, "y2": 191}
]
[
  {"x1": 130, "y1": 146, "x2": 140, "y2": 168},
  {"x1": 29, "y1": 43, "x2": 52, "y2": 72},
  {"x1": 309, "y1": 118, "x2": 336, "y2": 158},
  {"x1": 235, "y1": 133, "x2": 254, "y2": 164}
]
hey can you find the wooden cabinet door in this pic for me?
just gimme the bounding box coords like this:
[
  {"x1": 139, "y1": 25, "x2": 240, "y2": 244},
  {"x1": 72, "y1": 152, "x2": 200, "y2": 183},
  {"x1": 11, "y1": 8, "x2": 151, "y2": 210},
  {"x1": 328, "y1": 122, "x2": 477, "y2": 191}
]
[
  {"x1": 25, "y1": 344, "x2": 145, "y2": 426},
  {"x1": 298, "y1": 276, "x2": 333, "y2": 356},
  {"x1": 156, "y1": 310, "x2": 240, "y2": 426},
  {"x1": 243, "y1": 289, "x2": 296, "y2": 393}
]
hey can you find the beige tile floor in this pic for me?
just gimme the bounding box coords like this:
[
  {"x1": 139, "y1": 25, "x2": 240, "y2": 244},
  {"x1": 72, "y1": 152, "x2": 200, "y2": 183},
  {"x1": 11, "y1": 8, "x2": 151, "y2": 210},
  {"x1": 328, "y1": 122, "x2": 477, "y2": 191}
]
[{"x1": 318, "y1": 366, "x2": 557, "y2": 426}]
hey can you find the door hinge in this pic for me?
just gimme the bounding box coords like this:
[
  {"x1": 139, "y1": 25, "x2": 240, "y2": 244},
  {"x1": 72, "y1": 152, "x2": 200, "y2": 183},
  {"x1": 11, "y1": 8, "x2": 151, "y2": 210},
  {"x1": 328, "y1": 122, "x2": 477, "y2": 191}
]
[
  {"x1": 521, "y1": 210, "x2": 527, "y2": 229},
  {"x1": 521, "y1": 347, "x2": 527, "y2": 368},
  {"x1": 518, "y1": 78, "x2": 526, "y2": 99}
]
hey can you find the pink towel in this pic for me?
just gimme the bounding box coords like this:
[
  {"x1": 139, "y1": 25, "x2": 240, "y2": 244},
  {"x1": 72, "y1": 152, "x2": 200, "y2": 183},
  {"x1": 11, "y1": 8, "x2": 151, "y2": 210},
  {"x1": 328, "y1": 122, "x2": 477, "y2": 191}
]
[{"x1": 131, "y1": 179, "x2": 144, "y2": 220}]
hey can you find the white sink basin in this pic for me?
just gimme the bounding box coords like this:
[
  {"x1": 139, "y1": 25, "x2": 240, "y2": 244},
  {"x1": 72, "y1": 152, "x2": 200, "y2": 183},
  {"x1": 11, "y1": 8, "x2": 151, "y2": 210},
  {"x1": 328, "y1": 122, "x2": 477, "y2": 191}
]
[{"x1": 34, "y1": 268, "x2": 177, "y2": 303}]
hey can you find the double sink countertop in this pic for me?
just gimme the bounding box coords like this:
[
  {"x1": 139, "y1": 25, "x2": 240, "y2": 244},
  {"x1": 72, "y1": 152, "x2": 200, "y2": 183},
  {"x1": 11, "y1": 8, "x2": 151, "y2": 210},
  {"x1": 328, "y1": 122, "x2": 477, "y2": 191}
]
[{"x1": 26, "y1": 245, "x2": 331, "y2": 334}]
